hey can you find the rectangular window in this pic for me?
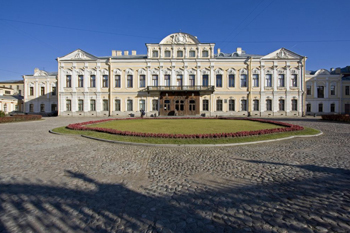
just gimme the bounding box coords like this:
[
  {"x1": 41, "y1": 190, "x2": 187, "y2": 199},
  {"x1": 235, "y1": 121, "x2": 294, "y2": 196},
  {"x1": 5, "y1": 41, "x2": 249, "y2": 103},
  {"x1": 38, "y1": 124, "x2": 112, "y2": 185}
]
[
  {"x1": 229, "y1": 99, "x2": 235, "y2": 111},
  {"x1": 115, "y1": 75, "x2": 121, "y2": 88},
  {"x1": 345, "y1": 86, "x2": 350, "y2": 95},
  {"x1": 307, "y1": 103, "x2": 311, "y2": 112},
  {"x1": 127, "y1": 75, "x2": 133, "y2": 88},
  {"x1": 228, "y1": 75, "x2": 235, "y2": 87},
  {"x1": 115, "y1": 99, "x2": 121, "y2": 111},
  {"x1": 317, "y1": 86, "x2": 324, "y2": 98},
  {"x1": 30, "y1": 87, "x2": 34, "y2": 96},
  {"x1": 90, "y1": 75, "x2": 96, "y2": 88},
  {"x1": 103, "y1": 75, "x2": 108, "y2": 88},
  {"x1": 152, "y1": 50, "x2": 158, "y2": 58},
  {"x1": 266, "y1": 99, "x2": 272, "y2": 111},
  {"x1": 202, "y1": 50, "x2": 209, "y2": 57},
  {"x1": 66, "y1": 75, "x2": 71, "y2": 88},
  {"x1": 164, "y1": 50, "x2": 171, "y2": 57},
  {"x1": 41, "y1": 87, "x2": 45, "y2": 96},
  {"x1": 140, "y1": 75, "x2": 145, "y2": 88},
  {"x1": 216, "y1": 99, "x2": 223, "y2": 111},
  {"x1": 40, "y1": 104, "x2": 45, "y2": 112},
  {"x1": 66, "y1": 100, "x2": 71, "y2": 111},
  {"x1": 253, "y1": 100, "x2": 259, "y2": 111},
  {"x1": 78, "y1": 75, "x2": 84, "y2": 87},
  {"x1": 5, "y1": 90, "x2": 11, "y2": 94},
  {"x1": 240, "y1": 74, "x2": 247, "y2": 87},
  {"x1": 164, "y1": 75, "x2": 170, "y2": 86},
  {"x1": 78, "y1": 100, "x2": 84, "y2": 111},
  {"x1": 152, "y1": 99, "x2": 158, "y2": 111},
  {"x1": 139, "y1": 99, "x2": 145, "y2": 111},
  {"x1": 203, "y1": 99, "x2": 209, "y2": 111},
  {"x1": 177, "y1": 50, "x2": 183, "y2": 57},
  {"x1": 90, "y1": 100, "x2": 96, "y2": 111},
  {"x1": 189, "y1": 51, "x2": 196, "y2": 57},
  {"x1": 278, "y1": 74, "x2": 285, "y2": 87},
  {"x1": 253, "y1": 74, "x2": 259, "y2": 87},
  {"x1": 103, "y1": 100, "x2": 108, "y2": 111},
  {"x1": 52, "y1": 86, "x2": 56, "y2": 95},
  {"x1": 202, "y1": 75, "x2": 209, "y2": 87},
  {"x1": 127, "y1": 100, "x2": 133, "y2": 111},
  {"x1": 189, "y1": 75, "x2": 195, "y2": 86},
  {"x1": 152, "y1": 75, "x2": 158, "y2": 87},
  {"x1": 330, "y1": 103, "x2": 335, "y2": 112},
  {"x1": 216, "y1": 75, "x2": 222, "y2": 87},
  {"x1": 265, "y1": 74, "x2": 272, "y2": 87},
  {"x1": 177, "y1": 75, "x2": 183, "y2": 86},
  {"x1": 279, "y1": 99, "x2": 285, "y2": 111},
  {"x1": 318, "y1": 103, "x2": 323, "y2": 112},
  {"x1": 292, "y1": 99, "x2": 298, "y2": 111},
  {"x1": 307, "y1": 85, "x2": 311, "y2": 95},
  {"x1": 291, "y1": 74, "x2": 297, "y2": 87},
  {"x1": 29, "y1": 104, "x2": 34, "y2": 112},
  {"x1": 331, "y1": 85, "x2": 335, "y2": 95},
  {"x1": 241, "y1": 100, "x2": 247, "y2": 111}
]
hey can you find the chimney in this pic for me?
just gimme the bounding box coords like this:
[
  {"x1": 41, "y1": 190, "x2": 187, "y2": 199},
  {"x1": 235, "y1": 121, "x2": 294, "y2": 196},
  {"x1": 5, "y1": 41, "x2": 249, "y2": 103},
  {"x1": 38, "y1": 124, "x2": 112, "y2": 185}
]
[
  {"x1": 217, "y1": 48, "x2": 221, "y2": 54},
  {"x1": 112, "y1": 50, "x2": 117, "y2": 56},
  {"x1": 116, "y1": 50, "x2": 122, "y2": 56},
  {"x1": 124, "y1": 50, "x2": 129, "y2": 56},
  {"x1": 236, "y1": 47, "x2": 242, "y2": 55},
  {"x1": 132, "y1": 50, "x2": 137, "y2": 55}
]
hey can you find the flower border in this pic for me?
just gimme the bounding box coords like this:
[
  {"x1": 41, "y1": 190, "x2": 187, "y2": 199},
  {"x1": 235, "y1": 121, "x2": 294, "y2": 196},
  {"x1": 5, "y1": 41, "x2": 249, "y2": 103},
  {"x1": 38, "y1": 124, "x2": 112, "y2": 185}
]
[{"x1": 66, "y1": 117, "x2": 304, "y2": 139}]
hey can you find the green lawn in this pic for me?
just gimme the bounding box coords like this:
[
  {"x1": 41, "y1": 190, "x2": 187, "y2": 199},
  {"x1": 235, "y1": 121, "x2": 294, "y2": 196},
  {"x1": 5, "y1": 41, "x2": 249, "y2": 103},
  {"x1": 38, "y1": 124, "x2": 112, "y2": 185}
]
[
  {"x1": 87, "y1": 119, "x2": 281, "y2": 134},
  {"x1": 52, "y1": 119, "x2": 320, "y2": 145}
]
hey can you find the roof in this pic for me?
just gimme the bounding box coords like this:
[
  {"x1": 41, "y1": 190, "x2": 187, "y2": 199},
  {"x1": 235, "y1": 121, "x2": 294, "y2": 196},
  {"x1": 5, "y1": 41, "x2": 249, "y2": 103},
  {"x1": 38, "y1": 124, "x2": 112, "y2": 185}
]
[
  {"x1": 215, "y1": 52, "x2": 263, "y2": 59},
  {"x1": 0, "y1": 95, "x2": 23, "y2": 101},
  {"x1": 0, "y1": 80, "x2": 23, "y2": 83}
]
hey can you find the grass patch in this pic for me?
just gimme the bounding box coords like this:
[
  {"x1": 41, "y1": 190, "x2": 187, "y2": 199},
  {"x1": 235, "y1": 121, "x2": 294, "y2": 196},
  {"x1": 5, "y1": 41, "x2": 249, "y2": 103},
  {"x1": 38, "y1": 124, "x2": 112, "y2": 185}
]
[
  {"x1": 52, "y1": 126, "x2": 320, "y2": 145},
  {"x1": 86, "y1": 119, "x2": 281, "y2": 134}
]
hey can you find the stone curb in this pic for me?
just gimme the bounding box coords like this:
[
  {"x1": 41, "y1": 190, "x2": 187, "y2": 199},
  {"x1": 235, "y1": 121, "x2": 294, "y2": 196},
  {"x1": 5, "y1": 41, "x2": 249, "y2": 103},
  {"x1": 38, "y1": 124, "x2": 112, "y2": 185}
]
[{"x1": 74, "y1": 131, "x2": 324, "y2": 147}]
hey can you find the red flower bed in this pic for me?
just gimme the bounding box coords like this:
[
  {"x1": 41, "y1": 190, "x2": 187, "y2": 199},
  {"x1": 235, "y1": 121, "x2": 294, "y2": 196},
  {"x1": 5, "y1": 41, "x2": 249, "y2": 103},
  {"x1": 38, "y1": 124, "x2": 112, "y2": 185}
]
[
  {"x1": 0, "y1": 115, "x2": 42, "y2": 123},
  {"x1": 66, "y1": 117, "x2": 304, "y2": 139},
  {"x1": 321, "y1": 114, "x2": 350, "y2": 123}
]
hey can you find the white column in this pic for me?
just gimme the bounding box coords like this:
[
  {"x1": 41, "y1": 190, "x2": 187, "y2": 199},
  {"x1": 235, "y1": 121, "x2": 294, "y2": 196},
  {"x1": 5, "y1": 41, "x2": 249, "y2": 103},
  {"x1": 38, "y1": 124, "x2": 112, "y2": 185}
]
[
  {"x1": 171, "y1": 66, "x2": 176, "y2": 86},
  {"x1": 184, "y1": 68, "x2": 188, "y2": 86},
  {"x1": 314, "y1": 82, "x2": 317, "y2": 98},
  {"x1": 196, "y1": 68, "x2": 201, "y2": 86},
  {"x1": 147, "y1": 68, "x2": 151, "y2": 86},
  {"x1": 210, "y1": 66, "x2": 214, "y2": 86},
  {"x1": 84, "y1": 69, "x2": 89, "y2": 92},
  {"x1": 286, "y1": 68, "x2": 290, "y2": 91},
  {"x1": 325, "y1": 81, "x2": 329, "y2": 98},
  {"x1": 159, "y1": 69, "x2": 164, "y2": 86},
  {"x1": 96, "y1": 69, "x2": 101, "y2": 92}
]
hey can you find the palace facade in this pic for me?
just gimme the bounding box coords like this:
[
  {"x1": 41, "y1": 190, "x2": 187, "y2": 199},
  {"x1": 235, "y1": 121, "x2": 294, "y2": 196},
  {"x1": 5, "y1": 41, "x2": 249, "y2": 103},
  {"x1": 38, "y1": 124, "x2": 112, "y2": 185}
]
[{"x1": 55, "y1": 32, "x2": 307, "y2": 117}]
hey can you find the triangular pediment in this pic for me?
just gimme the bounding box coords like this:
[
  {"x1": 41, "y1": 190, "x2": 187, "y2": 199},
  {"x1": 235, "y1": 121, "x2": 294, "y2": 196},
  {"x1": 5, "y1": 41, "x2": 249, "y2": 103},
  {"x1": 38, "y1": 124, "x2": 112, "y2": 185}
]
[
  {"x1": 59, "y1": 49, "x2": 98, "y2": 60},
  {"x1": 262, "y1": 48, "x2": 303, "y2": 60}
]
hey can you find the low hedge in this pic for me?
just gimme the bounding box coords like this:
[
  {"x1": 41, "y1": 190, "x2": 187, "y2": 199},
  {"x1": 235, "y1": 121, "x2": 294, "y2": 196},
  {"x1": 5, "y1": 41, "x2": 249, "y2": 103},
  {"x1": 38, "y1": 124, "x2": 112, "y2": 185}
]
[
  {"x1": 321, "y1": 114, "x2": 350, "y2": 123},
  {"x1": 0, "y1": 115, "x2": 42, "y2": 123},
  {"x1": 67, "y1": 117, "x2": 304, "y2": 139}
]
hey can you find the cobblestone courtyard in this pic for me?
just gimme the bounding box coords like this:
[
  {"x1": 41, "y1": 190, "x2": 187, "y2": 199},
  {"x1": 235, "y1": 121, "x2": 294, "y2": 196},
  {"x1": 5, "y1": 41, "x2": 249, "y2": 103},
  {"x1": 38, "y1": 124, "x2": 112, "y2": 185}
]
[{"x1": 0, "y1": 117, "x2": 349, "y2": 233}]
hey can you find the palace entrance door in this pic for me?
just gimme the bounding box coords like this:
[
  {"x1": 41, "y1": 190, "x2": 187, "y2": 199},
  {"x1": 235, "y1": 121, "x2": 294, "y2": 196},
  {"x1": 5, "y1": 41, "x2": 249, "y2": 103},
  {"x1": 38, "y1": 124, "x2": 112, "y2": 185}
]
[{"x1": 159, "y1": 92, "x2": 200, "y2": 116}]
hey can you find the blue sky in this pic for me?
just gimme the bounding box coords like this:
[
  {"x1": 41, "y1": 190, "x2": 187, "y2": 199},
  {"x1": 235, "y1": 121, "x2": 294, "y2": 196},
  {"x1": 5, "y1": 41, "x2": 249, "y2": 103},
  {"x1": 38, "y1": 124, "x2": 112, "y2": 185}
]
[{"x1": 0, "y1": 0, "x2": 349, "y2": 81}]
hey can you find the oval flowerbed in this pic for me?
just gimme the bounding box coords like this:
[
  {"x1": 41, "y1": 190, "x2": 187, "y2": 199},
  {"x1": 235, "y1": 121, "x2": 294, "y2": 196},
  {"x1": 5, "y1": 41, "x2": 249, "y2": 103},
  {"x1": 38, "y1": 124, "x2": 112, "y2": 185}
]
[{"x1": 66, "y1": 117, "x2": 304, "y2": 139}]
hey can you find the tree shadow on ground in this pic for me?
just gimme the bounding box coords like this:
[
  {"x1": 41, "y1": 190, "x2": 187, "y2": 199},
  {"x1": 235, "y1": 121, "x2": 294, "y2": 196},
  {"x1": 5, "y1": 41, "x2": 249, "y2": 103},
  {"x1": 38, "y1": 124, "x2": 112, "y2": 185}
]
[{"x1": 0, "y1": 166, "x2": 350, "y2": 233}]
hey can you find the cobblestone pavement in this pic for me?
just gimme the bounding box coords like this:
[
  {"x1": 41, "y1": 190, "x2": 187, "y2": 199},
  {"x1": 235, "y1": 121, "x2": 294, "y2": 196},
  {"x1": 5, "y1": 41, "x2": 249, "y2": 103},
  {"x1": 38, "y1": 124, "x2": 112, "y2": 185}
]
[{"x1": 0, "y1": 117, "x2": 349, "y2": 233}]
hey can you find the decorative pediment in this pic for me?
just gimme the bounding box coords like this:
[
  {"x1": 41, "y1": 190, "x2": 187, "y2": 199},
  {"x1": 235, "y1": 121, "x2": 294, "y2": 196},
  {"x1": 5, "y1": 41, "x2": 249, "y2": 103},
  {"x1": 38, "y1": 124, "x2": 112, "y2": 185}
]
[
  {"x1": 101, "y1": 69, "x2": 109, "y2": 75},
  {"x1": 188, "y1": 69, "x2": 196, "y2": 75},
  {"x1": 315, "y1": 69, "x2": 330, "y2": 76},
  {"x1": 75, "y1": 69, "x2": 84, "y2": 75},
  {"x1": 126, "y1": 68, "x2": 134, "y2": 75},
  {"x1": 34, "y1": 68, "x2": 48, "y2": 76},
  {"x1": 159, "y1": 33, "x2": 200, "y2": 45},
  {"x1": 252, "y1": 68, "x2": 260, "y2": 74},
  {"x1": 215, "y1": 68, "x2": 224, "y2": 75},
  {"x1": 138, "y1": 69, "x2": 146, "y2": 75},
  {"x1": 114, "y1": 69, "x2": 122, "y2": 75},
  {"x1": 151, "y1": 69, "x2": 159, "y2": 75},
  {"x1": 227, "y1": 68, "x2": 236, "y2": 74},
  {"x1": 262, "y1": 48, "x2": 303, "y2": 60},
  {"x1": 163, "y1": 69, "x2": 171, "y2": 75},
  {"x1": 59, "y1": 49, "x2": 98, "y2": 60},
  {"x1": 201, "y1": 69, "x2": 210, "y2": 75},
  {"x1": 239, "y1": 68, "x2": 248, "y2": 74}
]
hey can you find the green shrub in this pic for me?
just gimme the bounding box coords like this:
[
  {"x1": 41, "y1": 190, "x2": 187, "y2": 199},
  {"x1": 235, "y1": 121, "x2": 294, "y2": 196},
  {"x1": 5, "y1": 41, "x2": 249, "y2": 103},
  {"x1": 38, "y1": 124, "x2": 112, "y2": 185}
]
[
  {"x1": 0, "y1": 111, "x2": 5, "y2": 117},
  {"x1": 0, "y1": 115, "x2": 42, "y2": 123}
]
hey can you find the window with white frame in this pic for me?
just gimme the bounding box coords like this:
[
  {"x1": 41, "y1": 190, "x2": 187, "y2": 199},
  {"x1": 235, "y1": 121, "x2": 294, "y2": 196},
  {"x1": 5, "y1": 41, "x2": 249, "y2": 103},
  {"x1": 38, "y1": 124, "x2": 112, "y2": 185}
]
[
  {"x1": 127, "y1": 100, "x2": 133, "y2": 111},
  {"x1": 152, "y1": 99, "x2": 158, "y2": 111},
  {"x1": 279, "y1": 99, "x2": 285, "y2": 111},
  {"x1": 139, "y1": 99, "x2": 145, "y2": 111},
  {"x1": 41, "y1": 87, "x2": 45, "y2": 96},
  {"x1": 177, "y1": 75, "x2": 183, "y2": 86},
  {"x1": 307, "y1": 85, "x2": 311, "y2": 95},
  {"x1": 152, "y1": 75, "x2": 158, "y2": 87},
  {"x1": 203, "y1": 99, "x2": 209, "y2": 111},
  {"x1": 292, "y1": 99, "x2": 297, "y2": 111},
  {"x1": 189, "y1": 75, "x2": 195, "y2": 86},
  {"x1": 103, "y1": 100, "x2": 108, "y2": 111},
  {"x1": 229, "y1": 74, "x2": 235, "y2": 87},
  {"x1": 127, "y1": 75, "x2": 133, "y2": 88},
  {"x1": 202, "y1": 75, "x2": 209, "y2": 87},
  {"x1": 30, "y1": 87, "x2": 34, "y2": 96},
  {"x1": 216, "y1": 99, "x2": 223, "y2": 111},
  {"x1": 78, "y1": 99, "x2": 84, "y2": 111},
  {"x1": 115, "y1": 75, "x2": 121, "y2": 88},
  {"x1": 229, "y1": 99, "x2": 235, "y2": 111},
  {"x1": 29, "y1": 104, "x2": 34, "y2": 112},
  {"x1": 318, "y1": 103, "x2": 323, "y2": 112},
  {"x1": 330, "y1": 103, "x2": 335, "y2": 112},
  {"x1": 216, "y1": 74, "x2": 222, "y2": 87},
  {"x1": 102, "y1": 75, "x2": 108, "y2": 88},
  {"x1": 90, "y1": 75, "x2": 96, "y2": 87},
  {"x1": 241, "y1": 100, "x2": 247, "y2": 111},
  {"x1": 115, "y1": 99, "x2": 121, "y2": 111},
  {"x1": 240, "y1": 74, "x2": 247, "y2": 87},
  {"x1": 278, "y1": 74, "x2": 285, "y2": 87},
  {"x1": 40, "y1": 104, "x2": 45, "y2": 112},
  {"x1": 52, "y1": 86, "x2": 56, "y2": 95},
  {"x1": 291, "y1": 74, "x2": 297, "y2": 87},
  {"x1": 164, "y1": 50, "x2": 171, "y2": 58},
  {"x1": 66, "y1": 75, "x2": 71, "y2": 88},
  {"x1": 253, "y1": 74, "x2": 259, "y2": 87},
  {"x1": 66, "y1": 100, "x2": 71, "y2": 111},
  {"x1": 90, "y1": 99, "x2": 96, "y2": 111},
  {"x1": 331, "y1": 85, "x2": 336, "y2": 95},
  {"x1": 177, "y1": 50, "x2": 183, "y2": 57},
  {"x1": 139, "y1": 75, "x2": 145, "y2": 88},
  {"x1": 306, "y1": 103, "x2": 311, "y2": 112},
  {"x1": 78, "y1": 75, "x2": 84, "y2": 87},
  {"x1": 265, "y1": 74, "x2": 272, "y2": 87},
  {"x1": 152, "y1": 50, "x2": 158, "y2": 58},
  {"x1": 189, "y1": 50, "x2": 196, "y2": 57},
  {"x1": 253, "y1": 100, "x2": 259, "y2": 111},
  {"x1": 266, "y1": 99, "x2": 272, "y2": 111},
  {"x1": 317, "y1": 86, "x2": 324, "y2": 98},
  {"x1": 202, "y1": 50, "x2": 209, "y2": 57},
  {"x1": 164, "y1": 75, "x2": 170, "y2": 86}
]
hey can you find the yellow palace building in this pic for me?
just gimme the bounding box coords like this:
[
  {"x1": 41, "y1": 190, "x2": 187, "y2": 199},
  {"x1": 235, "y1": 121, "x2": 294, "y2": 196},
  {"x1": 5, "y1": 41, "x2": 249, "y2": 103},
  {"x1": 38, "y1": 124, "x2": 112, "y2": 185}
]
[{"x1": 56, "y1": 32, "x2": 306, "y2": 117}]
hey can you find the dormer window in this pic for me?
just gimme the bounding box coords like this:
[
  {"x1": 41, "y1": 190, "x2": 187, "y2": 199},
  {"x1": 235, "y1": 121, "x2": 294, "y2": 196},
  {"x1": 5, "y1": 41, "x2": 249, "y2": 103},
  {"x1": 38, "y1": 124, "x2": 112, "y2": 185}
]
[
  {"x1": 202, "y1": 50, "x2": 209, "y2": 57},
  {"x1": 177, "y1": 50, "x2": 183, "y2": 58},
  {"x1": 189, "y1": 51, "x2": 196, "y2": 58},
  {"x1": 152, "y1": 50, "x2": 159, "y2": 58},
  {"x1": 164, "y1": 50, "x2": 171, "y2": 58}
]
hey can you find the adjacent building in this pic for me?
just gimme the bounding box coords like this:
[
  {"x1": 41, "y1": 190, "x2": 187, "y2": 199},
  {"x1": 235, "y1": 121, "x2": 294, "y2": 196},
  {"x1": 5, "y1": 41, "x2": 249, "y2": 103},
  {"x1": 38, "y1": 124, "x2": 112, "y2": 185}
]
[
  {"x1": 0, "y1": 80, "x2": 24, "y2": 114},
  {"x1": 57, "y1": 32, "x2": 307, "y2": 117}
]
